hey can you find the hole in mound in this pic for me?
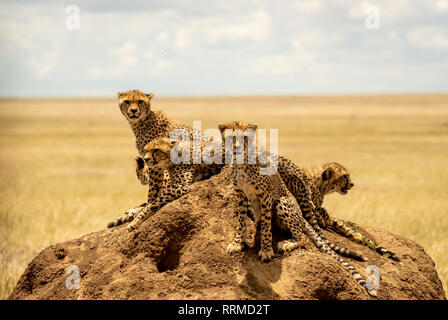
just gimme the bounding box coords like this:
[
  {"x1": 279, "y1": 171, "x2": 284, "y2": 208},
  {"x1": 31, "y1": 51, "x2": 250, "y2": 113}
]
[
  {"x1": 156, "y1": 239, "x2": 184, "y2": 272},
  {"x1": 155, "y1": 222, "x2": 195, "y2": 273},
  {"x1": 313, "y1": 287, "x2": 338, "y2": 300}
]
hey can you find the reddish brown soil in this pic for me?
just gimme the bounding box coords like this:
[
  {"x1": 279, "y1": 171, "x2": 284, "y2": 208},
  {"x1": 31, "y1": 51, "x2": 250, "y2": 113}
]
[{"x1": 9, "y1": 168, "x2": 446, "y2": 300}]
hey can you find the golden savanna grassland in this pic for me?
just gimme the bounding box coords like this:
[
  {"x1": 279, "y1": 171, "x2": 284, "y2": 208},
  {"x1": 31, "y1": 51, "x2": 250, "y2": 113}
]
[{"x1": 1, "y1": 94, "x2": 447, "y2": 299}]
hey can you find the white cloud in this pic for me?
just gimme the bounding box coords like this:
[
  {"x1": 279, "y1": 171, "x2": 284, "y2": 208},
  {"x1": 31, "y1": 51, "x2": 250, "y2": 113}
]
[
  {"x1": 348, "y1": 1, "x2": 373, "y2": 20},
  {"x1": 241, "y1": 36, "x2": 332, "y2": 85},
  {"x1": 172, "y1": 9, "x2": 271, "y2": 52},
  {"x1": 436, "y1": 0, "x2": 448, "y2": 11},
  {"x1": 30, "y1": 49, "x2": 61, "y2": 78},
  {"x1": 290, "y1": 30, "x2": 342, "y2": 48},
  {"x1": 408, "y1": 26, "x2": 448, "y2": 50},
  {"x1": 87, "y1": 41, "x2": 139, "y2": 78},
  {"x1": 290, "y1": 0, "x2": 323, "y2": 13}
]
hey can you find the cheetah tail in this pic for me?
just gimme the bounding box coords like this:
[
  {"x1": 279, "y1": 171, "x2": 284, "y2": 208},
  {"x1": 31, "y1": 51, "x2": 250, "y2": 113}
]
[
  {"x1": 333, "y1": 218, "x2": 400, "y2": 262},
  {"x1": 375, "y1": 244, "x2": 401, "y2": 262},
  {"x1": 319, "y1": 233, "x2": 368, "y2": 262},
  {"x1": 305, "y1": 212, "x2": 368, "y2": 262},
  {"x1": 301, "y1": 218, "x2": 377, "y2": 297},
  {"x1": 107, "y1": 214, "x2": 133, "y2": 228},
  {"x1": 358, "y1": 233, "x2": 400, "y2": 262}
]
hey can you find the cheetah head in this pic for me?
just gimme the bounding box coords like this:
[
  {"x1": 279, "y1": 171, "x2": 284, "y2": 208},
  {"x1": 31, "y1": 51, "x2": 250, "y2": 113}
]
[
  {"x1": 321, "y1": 162, "x2": 355, "y2": 195},
  {"x1": 117, "y1": 89, "x2": 154, "y2": 124},
  {"x1": 218, "y1": 121, "x2": 258, "y2": 160},
  {"x1": 142, "y1": 137, "x2": 177, "y2": 167}
]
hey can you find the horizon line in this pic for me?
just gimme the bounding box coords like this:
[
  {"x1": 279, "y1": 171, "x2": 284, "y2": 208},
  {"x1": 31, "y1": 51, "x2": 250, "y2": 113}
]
[{"x1": 1, "y1": 91, "x2": 447, "y2": 100}]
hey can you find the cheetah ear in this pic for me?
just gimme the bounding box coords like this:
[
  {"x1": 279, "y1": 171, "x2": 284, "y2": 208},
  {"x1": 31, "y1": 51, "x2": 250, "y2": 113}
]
[
  {"x1": 136, "y1": 157, "x2": 145, "y2": 170},
  {"x1": 248, "y1": 123, "x2": 258, "y2": 131},
  {"x1": 117, "y1": 92, "x2": 124, "y2": 99},
  {"x1": 146, "y1": 93, "x2": 154, "y2": 100},
  {"x1": 322, "y1": 167, "x2": 334, "y2": 181},
  {"x1": 218, "y1": 123, "x2": 226, "y2": 133}
]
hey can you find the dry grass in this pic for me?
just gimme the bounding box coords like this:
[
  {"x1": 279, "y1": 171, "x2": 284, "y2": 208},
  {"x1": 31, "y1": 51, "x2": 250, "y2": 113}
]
[{"x1": 1, "y1": 94, "x2": 447, "y2": 299}]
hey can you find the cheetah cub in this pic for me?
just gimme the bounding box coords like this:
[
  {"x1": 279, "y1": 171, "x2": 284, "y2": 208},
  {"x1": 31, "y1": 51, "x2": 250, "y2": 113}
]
[
  {"x1": 219, "y1": 121, "x2": 377, "y2": 297},
  {"x1": 278, "y1": 156, "x2": 399, "y2": 262},
  {"x1": 219, "y1": 121, "x2": 307, "y2": 261},
  {"x1": 122, "y1": 137, "x2": 220, "y2": 231},
  {"x1": 310, "y1": 163, "x2": 400, "y2": 261}
]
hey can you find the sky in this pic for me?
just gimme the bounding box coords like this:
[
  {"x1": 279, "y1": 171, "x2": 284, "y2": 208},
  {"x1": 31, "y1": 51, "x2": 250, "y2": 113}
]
[{"x1": 0, "y1": 0, "x2": 447, "y2": 97}]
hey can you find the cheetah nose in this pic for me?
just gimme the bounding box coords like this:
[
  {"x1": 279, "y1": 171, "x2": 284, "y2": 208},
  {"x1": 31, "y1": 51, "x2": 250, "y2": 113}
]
[
  {"x1": 130, "y1": 109, "x2": 137, "y2": 114},
  {"x1": 350, "y1": 183, "x2": 354, "y2": 187}
]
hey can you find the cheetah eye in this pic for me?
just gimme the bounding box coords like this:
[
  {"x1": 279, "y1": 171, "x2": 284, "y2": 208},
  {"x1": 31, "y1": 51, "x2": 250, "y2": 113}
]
[
  {"x1": 123, "y1": 100, "x2": 130, "y2": 105},
  {"x1": 138, "y1": 100, "x2": 144, "y2": 105},
  {"x1": 152, "y1": 149, "x2": 161, "y2": 158}
]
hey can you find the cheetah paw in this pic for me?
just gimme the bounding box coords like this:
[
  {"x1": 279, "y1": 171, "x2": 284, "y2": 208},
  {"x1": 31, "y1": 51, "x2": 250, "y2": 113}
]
[
  {"x1": 277, "y1": 240, "x2": 301, "y2": 253},
  {"x1": 258, "y1": 248, "x2": 275, "y2": 262},
  {"x1": 226, "y1": 241, "x2": 244, "y2": 254},
  {"x1": 127, "y1": 221, "x2": 139, "y2": 232}
]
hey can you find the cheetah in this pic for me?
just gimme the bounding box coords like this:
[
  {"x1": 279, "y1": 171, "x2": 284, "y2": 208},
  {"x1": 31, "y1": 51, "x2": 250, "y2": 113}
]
[
  {"x1": 278, "y1": 157, "x2": 400, "y2": 261},
  {"x1": 119, "y1": 137, "x2": 221, "y2": 231},
  {"x1": 219, "y1": 121, "x2": 377, "y2": 297}
]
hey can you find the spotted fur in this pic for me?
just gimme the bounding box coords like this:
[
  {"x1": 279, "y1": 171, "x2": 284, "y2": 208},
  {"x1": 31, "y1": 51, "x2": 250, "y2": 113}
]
[
  {"x1": 112, "y1": 90, "x2": 397, "y2": 263},
  {"x1": 112, "y1": 93, "x2": 368, "y2": 262},
  {"x1": 123, "y1": 137, "x2": 221, "y2": 231},
  {"x1": 220, "y1": 121, "x2": 377, "y2": 297},
  {"x1": 301, "y1": 162, "x2": 400, "y2": 262}
]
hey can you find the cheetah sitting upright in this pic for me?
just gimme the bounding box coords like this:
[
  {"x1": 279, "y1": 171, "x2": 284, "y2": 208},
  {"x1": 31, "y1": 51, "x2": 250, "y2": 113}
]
[
  {"x1": 219, "y1": 121, "x2": 377, "y2": 297},
  {"x1": 278, "y1": 157, "x2": 400, "y2": 262}
]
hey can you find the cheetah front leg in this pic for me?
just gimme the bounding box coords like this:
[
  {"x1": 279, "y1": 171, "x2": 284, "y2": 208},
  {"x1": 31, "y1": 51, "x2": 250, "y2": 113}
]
[
  {"x1": 276, "y1": 197, "x2": 308, "y2": 253},
  {"x1": 257, "y1": 195, "x2": 275, "y2": 262},
  {"x1": 127, "y1": 187, "x2": 188, "y2": 232},
  {"x1": 226, "y1": 190, "x2": 250, "y2": 254},
  {"x1": 107, "y1": 202, "x2": 146, "y2": 228},
  {"x1": 107, "y1": 162, "x2": 164, "y2": 229},
  {"x1": 294, "y1": 188, "x2": 326, "y2": 234},
  {"x1": 127, "y1": 170, "x2": 193, "y2": 232}
]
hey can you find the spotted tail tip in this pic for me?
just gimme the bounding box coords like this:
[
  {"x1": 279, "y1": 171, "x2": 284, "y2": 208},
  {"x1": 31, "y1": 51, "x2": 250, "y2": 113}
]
[
  {"x1": 355, "y1": 252, "x2": 368, "y2": 262},
  {"x1": 367, "y1": 288, "x2": 378, "y2": 297}
]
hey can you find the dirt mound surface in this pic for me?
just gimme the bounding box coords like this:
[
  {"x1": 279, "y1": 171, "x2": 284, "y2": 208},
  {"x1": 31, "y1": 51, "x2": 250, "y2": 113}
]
[{"x1": 9, "y1": 168, "x2": 446, "y2": 300}]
